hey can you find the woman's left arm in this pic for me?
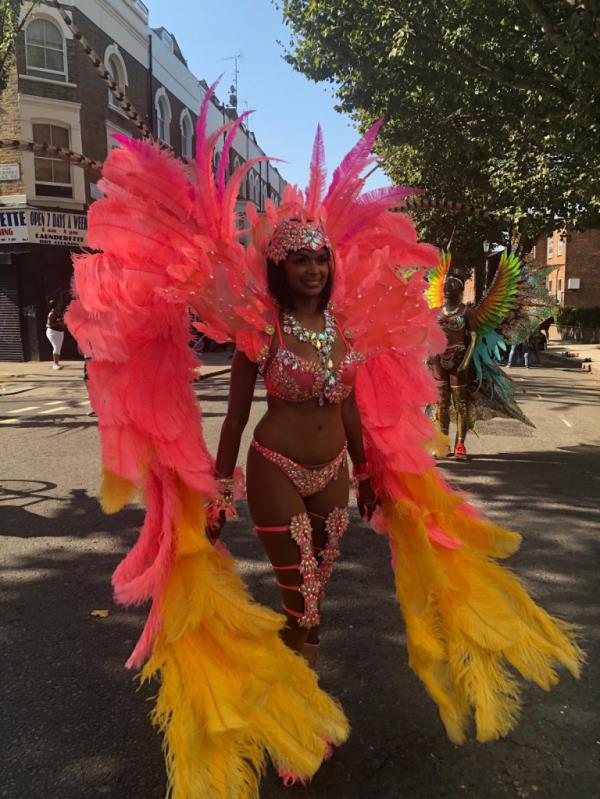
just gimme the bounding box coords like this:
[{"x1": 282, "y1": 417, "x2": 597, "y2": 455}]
[
  {"x1": 342, "y1": 390, "x2": 379, "y2": 521},
  {"x1": 458, "y1": 306, "x2": 478, "y2": 372}
]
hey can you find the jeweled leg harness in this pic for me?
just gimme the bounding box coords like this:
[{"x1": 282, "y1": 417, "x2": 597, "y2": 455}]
[{"x1": 256, "y1": 508, "x2": 349, "y2": 628}]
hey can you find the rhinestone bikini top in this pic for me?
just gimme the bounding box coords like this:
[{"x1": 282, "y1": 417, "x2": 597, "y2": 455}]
[
  {"x1": 262, "y1": 318, "x2": 363, "y2": 405},
  {"x1": 438, "y1": 307, "x2": 466, "y2": 332}
]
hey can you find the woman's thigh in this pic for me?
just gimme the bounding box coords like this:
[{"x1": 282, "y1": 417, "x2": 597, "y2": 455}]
[
  {"x1": 304, "y1": 461, "x2": 350, "y2": 550},
  {"x1": 246, "y1": 446, "x2": 307, "y2": 616},
  {"x1": 246, "y1": 445, "x2": 306, "y2": 526},
  {"x1": 430, "y1": 358, "x2": 448, "y2": 384}
]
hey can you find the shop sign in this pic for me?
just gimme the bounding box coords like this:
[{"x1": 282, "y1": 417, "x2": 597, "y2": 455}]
[
  {"x1": 0, "y1": 163, "x2": 20, "y2": 181},
  {"x1": 0, "y1": 209, "x2": 28, "y2": 243},
  {"x1": 0, "y1": 207, "x2": 88, "y2": 246}
]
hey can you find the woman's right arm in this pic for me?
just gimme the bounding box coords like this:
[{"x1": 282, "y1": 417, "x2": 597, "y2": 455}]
[
  {"x1": 207, "y1": 350, "x2": 258, "y2": 542},
  {"x1": 214, "y1": 349, "x2": 259, "y2": 479}
]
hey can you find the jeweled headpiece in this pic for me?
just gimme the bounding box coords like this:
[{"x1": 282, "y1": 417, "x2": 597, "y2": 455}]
[{"x1": 265, "y1": 218, "x2": 331, "y2": 264}]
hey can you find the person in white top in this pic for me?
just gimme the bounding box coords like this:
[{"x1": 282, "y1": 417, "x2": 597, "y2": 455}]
[{"x1": 46, "y1": 300, "x2": 65, "y2": 370}]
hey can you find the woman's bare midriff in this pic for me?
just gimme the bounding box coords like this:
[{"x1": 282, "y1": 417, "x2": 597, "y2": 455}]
[{"x1": 253, "y1": 396, "x2": 347, "y2": 465}]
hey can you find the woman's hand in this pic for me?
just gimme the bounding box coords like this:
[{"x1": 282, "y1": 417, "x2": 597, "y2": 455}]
[
  {"x1": 357, "y1": 477, "x2": 379, "y2": 522},
  {"x1": 206, "y1": 507, "x2": 226, "y2": 545}
]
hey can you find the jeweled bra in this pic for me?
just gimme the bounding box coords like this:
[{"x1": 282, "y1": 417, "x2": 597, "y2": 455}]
[
  {"x1": 438, "y1": 307, "x2": 466, "y2": 332},
  {"x1": 261, "y1": 311, "x2": 363, "y2": 405}
]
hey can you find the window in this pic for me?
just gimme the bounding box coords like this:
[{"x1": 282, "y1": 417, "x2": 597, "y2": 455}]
[
  {"x1": 106, "y1": 120, "x2": 129, "y2": 153},
  {"x1": 557, "y1": 279, "x2": 562, "y2": 292},
  {"x1": 232, "y1": 155, "x2": 242, "y2": 192},
  {"x1": 547, "y1": 235, "x2": 554, "y2": 259},
  {"x1": 155, "y1": 89, "x2": 172, "y2": 145},
  {"x1": 180, "y1": 110, "x2": 193, "y2": 159},
  {"x1": 250, "y1": 172, "x2": 258, "y2": 204},
  {"x1": 106, "y1": 50, "x2": 127, "y2": 109},
  {"x1": 548, "y1": 280, "x2": 553, "y2": 292},
  {"x1": 26, "y1": 19, "x2": 66, "y2": 80},
  {"x1": 557, "y1": 236, "x2": 565, "y2": 256},
  {"x1": 32, "y1": 123, "x2": 72, "y2": 197}
]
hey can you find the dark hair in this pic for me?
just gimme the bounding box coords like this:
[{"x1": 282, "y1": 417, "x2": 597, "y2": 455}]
[
  {"x1": 445, "y1": 276, "x2": 464, "y2": 290},
  {"x1": 266, "y1": 250, "x2": 333, "y2": 311}
]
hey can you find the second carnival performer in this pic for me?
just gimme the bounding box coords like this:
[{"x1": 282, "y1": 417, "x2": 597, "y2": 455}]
[
  {"x1": 427, "y1": 251, "x2": 536, "y2": 458},
  {"x1": 67, "y1": 85, "x2": 583, "y2": 799},
  {"x1": 428, "y1": 255, "x2": 476, "y2": 460}
]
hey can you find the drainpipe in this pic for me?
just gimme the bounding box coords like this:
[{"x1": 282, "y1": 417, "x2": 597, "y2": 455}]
[{"x1": 147, "y1": 33, "x2": 154, "y2": 136}]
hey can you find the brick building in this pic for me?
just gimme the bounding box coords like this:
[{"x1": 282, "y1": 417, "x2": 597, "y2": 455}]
[
  {"x1": 0, "y1": 0, "x2": 285, "y2": 361},
  {"x1": 531, "y1": 229, "x2": 600, "y2": 309}
]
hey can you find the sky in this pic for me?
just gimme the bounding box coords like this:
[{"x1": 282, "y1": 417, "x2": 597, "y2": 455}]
[{"x1": 149, "y1": 0, "x2": 389, "y2": 191}]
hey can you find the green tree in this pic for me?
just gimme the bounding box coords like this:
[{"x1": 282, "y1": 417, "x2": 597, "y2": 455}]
[
  {"x1": 279, "y1": 0, "x2": 600, "y2": 265},
  {"x1": 0, "y1": 0, "x2": 38, "y2": 93}
]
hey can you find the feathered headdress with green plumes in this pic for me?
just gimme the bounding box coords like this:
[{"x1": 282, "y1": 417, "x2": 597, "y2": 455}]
[{"x1": 425, "y1": 250, "x2": 452, "y2": 309}]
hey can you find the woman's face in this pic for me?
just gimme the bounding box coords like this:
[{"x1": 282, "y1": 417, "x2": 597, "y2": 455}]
[
  {"x1": 283, "y1": 247, "x2": 330, "y2": 300},
  {"x1": 443, "y1": 278, "x2": 463, "y2": 305}
]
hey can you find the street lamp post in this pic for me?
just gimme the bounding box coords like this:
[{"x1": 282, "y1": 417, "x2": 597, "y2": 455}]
[{"x1": 482, "y1": 239, "x2": 491, "y2": 295}]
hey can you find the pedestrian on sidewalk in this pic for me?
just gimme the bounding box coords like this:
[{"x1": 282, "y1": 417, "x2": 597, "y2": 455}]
[
  {"x1": 528, "y1": 332, "x2": 543, "y2": 365},
  {"x1": 507, "y1": 341, "x2": 528, "y2": 367},
  {"x1": 83, "y1": 355, "x2": 96, "y2": 416},
  {"x1": 46, "y1": 300, "x2": 65, "y2": 370}
]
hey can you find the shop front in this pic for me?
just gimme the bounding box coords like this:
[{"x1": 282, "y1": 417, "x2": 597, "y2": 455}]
[{"x1": 0, "y1": 207, "x2": 88, "y2": 361}]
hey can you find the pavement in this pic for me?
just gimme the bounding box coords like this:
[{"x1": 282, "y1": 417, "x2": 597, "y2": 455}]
[
  {"x1": 541, "y1": 340, "x2": 600, "y2": 379},
  {"x1": 0, "y1": 351, "x2": 233, "y2": 385},
  {"x1": 1, "y1": 355, "x2": 599, "y2": 799}
]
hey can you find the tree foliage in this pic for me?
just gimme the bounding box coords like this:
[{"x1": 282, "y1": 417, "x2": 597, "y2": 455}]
[
  {"x1": 0, "y1": 0, "x2": 38, "y2": 93},
  {"x1": 279, "y1": 0, "x2": 600, "y2": 264}
]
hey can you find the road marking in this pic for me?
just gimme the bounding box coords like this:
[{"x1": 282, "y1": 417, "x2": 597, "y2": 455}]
[
  {"x1": 38, "y1": 405, "x2": 71, "y2": 415},
  {"x1": 77, "y1": 400, "x2": 90, "y2": 406},
  {"x1": 537, "y1": 394, "x2": 543, "y2": 399},
  {"x1": 562, "y1": 418, "x2": 572, "y2": 428},
  {"x1": 44, "y1": 400, "x2": 64, "y2": 406},
  {"x1": 6, "y1": 405, "x2": 40, "y2": 414},
  {"x1": 0, "y1": 418, "x2": 21, "y2": 425}
]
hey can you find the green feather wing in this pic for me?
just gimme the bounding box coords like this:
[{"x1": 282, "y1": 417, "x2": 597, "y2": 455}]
[
  {"x1": 475, "y1": 251, "x2": 522, "y2": 335},
  {"x1": 425, "y1": 250, "x2": 451, "y2": 309}
]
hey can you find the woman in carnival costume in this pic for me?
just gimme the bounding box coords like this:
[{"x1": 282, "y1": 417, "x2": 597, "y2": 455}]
[
  {"x1": 66, "y1": 86, "x2": 582, "y2": 798},
  {"x1": 209, "y1": 215, "x2": 376, "y2": 665},
  {"x1": 426, "y1": 250, "x2": 537, "y2": 458},
  {"x1": 426, "y1": 253, "x2": 476, "y2": 459}
]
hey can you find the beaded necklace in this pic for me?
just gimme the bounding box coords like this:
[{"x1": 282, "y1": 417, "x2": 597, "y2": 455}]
[{"x1": 282, "y1": 307, "x2": 337, "y2": 401}]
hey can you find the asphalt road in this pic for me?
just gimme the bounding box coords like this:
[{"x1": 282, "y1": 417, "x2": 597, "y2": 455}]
[{"x1": 1, "y1": 358, "x2": 599, "y2": 799}]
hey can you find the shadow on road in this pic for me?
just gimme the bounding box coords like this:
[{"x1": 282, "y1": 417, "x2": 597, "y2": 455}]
[
  {"x1": 0, "y1": 488, "x2": 164, "y2": 799},
  {"x1": 0, "y1": 481, "x2": 144, "y2": 538},
  {"x1": 1, "y1": 443, "x2": 598, "y2": 798}
]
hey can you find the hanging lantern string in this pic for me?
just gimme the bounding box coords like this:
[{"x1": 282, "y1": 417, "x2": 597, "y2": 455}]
[
  {"x1": 401, "y1": 195, "x2": 499, "y2": 221},
  {"x1": 0, "y1": 138, "x2": 102, "y2": 172}
]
